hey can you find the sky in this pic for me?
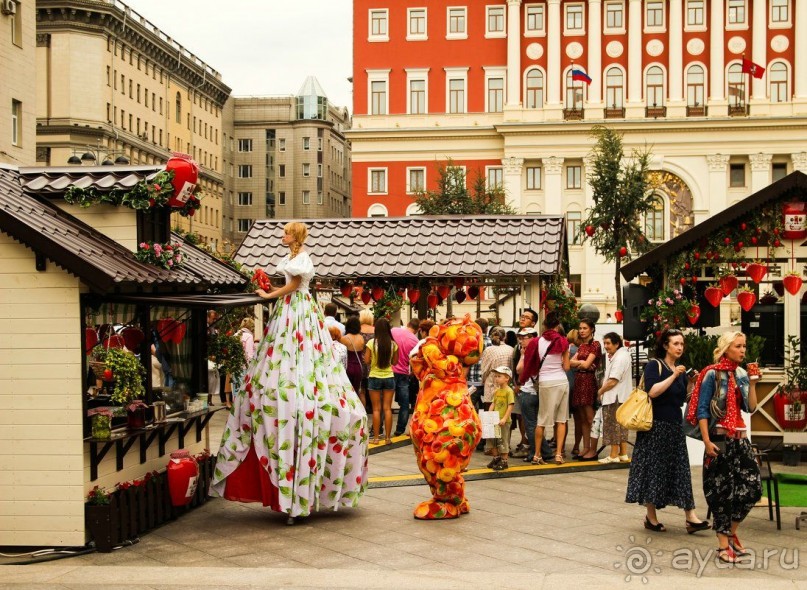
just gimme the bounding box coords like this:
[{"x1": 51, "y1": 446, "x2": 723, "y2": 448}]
[{"x1": 123, "y1": 0, "x2": 354, "y2": 110}]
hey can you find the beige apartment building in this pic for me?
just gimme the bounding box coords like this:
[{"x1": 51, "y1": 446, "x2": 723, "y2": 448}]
[
  {"x1": 0, "y1": 0, "x2": 36, "y2": 167},
  {"x1": 33, "y1": 0, "x2": 231, "y2": 249},
  {"x1": 223, "y1": 77, "x2": 352, "y2": 246}
]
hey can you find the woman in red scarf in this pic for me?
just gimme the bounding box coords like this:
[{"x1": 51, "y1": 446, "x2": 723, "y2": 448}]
[{"x1": 685, "y1": 331, "x2": 761, "y2": 564}]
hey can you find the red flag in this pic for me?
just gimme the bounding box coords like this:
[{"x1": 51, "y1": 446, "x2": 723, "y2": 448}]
[{"x1": 742, "y1": 57, "x2": 765, "y2": 79}]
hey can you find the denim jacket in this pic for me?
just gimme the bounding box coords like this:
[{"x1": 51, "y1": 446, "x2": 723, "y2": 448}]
[{"x1": 696, "y1": 367, "x2": 750, "y2": 422}]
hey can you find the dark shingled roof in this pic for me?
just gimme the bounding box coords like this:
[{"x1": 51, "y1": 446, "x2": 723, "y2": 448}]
[
  {"x1": 236, "y1": 216, "x2": 568, "y2": 279},
  {"x1": 621, "y1": 171, "x2": 807, "y2": 281},
  {"x1": 0, "y1": 166, "x2": 248, "y2": 294}
]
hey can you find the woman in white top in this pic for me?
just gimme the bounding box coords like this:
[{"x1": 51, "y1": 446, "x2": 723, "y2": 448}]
[{"x1": 597, "y1": 332, "x2": 633, "y2": 463}]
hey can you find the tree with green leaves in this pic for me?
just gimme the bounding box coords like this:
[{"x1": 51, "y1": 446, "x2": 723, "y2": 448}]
[
  {"x1": 581, "y1": 126, "x2": 655, "y2": 309},
  {"x1": 414, "y1": 159, "x2": 517, "y2": 215}
]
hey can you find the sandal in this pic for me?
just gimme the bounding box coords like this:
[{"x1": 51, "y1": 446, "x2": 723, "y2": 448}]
[
  {"x1": 685, "y1": 519, "x2": 710, "y2": 534},
  {"x1": 531, "y1": 455, "x2": 547, "y2": 465},
  {"x1": 730, "y1": 534, "x2": 750, "y2": 556},
  {"x1": 486, "y1": 456, "x2": 501, "y2": 469},
  {"x1": 492, "y1": 460, "x2": 509, "y2": 471},
  {"x1": 554, "y1": 454, "x2": 565, "y2": 465},
  {"x1": 644, "y1": 517, "x2": 666, "y2": 532},
  {"x1": 717, "y1": 546, "x2": 737, "y2": 564}
]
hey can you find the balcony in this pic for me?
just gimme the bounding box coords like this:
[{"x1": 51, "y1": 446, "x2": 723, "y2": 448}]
[
  {"x1": 604, "y1": 107, "x2": 625, "y2": 119},
  {"x1": 686, "y1": 105, "x2": 708, "y2": 117},
  {"x1": 645, "y1": 105, "x2": 667, "y2": 118},
  {"x1": 563, "y1": 108, "x2": 584, "y2": 121},
  {"x1": 728, "y1": 104, "x2": 749, "y2": 117}
]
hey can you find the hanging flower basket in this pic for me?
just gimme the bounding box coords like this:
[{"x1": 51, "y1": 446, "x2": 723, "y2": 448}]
[{"x1": 135, "y1": 242, "x2": 183, "y2": 270}]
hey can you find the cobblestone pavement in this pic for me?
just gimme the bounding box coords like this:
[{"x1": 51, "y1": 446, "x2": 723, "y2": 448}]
[{"x1": 3, "y1": 412, "x2": 806, "y2": 589}]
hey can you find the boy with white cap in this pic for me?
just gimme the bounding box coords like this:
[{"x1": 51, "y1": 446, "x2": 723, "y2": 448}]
[{"x1": 486, "y1": 365, "x2": 515, "y2": 471}]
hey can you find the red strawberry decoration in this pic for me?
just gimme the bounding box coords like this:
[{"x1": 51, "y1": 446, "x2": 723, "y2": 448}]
[
  {"x1": 455, "y1": 290, "x2": 467, "y2": 303},
  {"x1": 679, "y1": 278, "x2": 687, "y2": 286},
  {"x1": 453, "y1": 277, "x2": 465, "y2": 289},
  {"x1": 340, "y1": 282, "x2": 353, "y2": 298},
  {"x1": 253, "y1": 269, "x2": 271, "y2": 291},
  {"x1": 687, "y1": 304, "x2": 701, "y2": 326},
  {"x1": 619, "y1": 246, "x2": 628, "y2": 257},
  {"x1": 437, "y1": 285, "x2": 451, "y2": 300},
  {"x1": 165, "y1": 154, "x2": 199, "y2": 207},
  {"x1": 719, "y1": 275, "x2": 738, "y2": 296},
  {"x1": 103, "y1": 368, "x2": 114, "y2": 382},
  {"x1": 704, "y1": 286, "x2": 723, "y2": 308},
  {"x1": 85, "y1": 328, "x2": 99, "y2": 354},
  {"x1": 467, "y1": 285, "x2": 480, "y2": 300},
  {"x1": 614, "y1": 310, "x2": 623, "y2": 323},
  {"x1": 737, "y1": 290, "x2": 757, "y2": 312},
  {"x1": 407, "y1": 288, "x2": 421, "y2": 304},
  {"x1": 361, "y1": 291, "x2": 372, "y2": 305},
  {"x1": 745, "y1": 262, "x2": 768, "y2": 284},
  {"x1": 371, "y1": 285, "x2": 385, "y2": 301},
  {"x1": 783, "y1": 274, "x2": 803, "y2": 295},
  {"x1": 305, "y1": 410, "x2": 315, "y2": 420},
  {"x1": 427, "y1": 293, "x2": 439, "y2": 309},
  {"x1": 584, "y1": 225, "x2": 595, "y2": 237}
]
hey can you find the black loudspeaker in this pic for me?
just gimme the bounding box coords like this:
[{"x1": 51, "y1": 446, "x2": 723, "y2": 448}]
[
  {"x1": 622, "y1": 284, "x2": 653, "y2": 340},
  {"x1": 692, "y1": 282, "x2": 720, "y2": 328},
  {"x1": 741, "y1": 305, "x2": 784, "y2": 366}
]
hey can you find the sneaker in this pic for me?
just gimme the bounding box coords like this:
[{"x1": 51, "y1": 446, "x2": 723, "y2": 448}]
[
  {"x1": 618, "y1": 455, "x2": 631, "y2": 463},
  {"x1": 486, "y1": 456, "x2": 501, "y2": 469},
  {"x1": 599, "y1": 456, "x2": 620, "y2": 464}
]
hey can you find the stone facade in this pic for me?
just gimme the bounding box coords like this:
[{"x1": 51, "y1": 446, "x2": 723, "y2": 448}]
[{"x1": 0, "y1": 0, "x2": 36, "y2": 166}]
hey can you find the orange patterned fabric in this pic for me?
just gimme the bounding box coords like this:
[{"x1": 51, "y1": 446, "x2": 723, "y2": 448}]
[{"x1": 409, "y1": 315, "x2": 483, "y2": 520}]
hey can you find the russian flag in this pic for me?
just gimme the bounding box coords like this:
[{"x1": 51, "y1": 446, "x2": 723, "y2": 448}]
[{"x1": 572, "y1": 69, "x2": 592, "y2": 85}]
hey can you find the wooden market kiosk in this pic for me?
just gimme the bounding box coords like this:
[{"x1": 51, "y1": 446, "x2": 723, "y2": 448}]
[
  {"x1": 621, "y1": 171, "x2": 807, "y2": 452},
  {"x1": 0, "y1": 164, "x2": 257, "y2": 548}
]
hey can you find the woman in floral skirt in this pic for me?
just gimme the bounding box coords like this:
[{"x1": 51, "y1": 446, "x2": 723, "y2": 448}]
[
  {"x1": 569, "y1": 319, "x2": 601, "y2": 459},
  {"x1": 211, "y1": 222, "x2": 368, "y2": 524}
]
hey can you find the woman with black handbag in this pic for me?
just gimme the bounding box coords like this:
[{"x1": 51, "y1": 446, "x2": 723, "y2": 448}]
[
  {"x1": 625, "y1": 328, "x2": 709, "y2": 534},
  {"x1": 685, "y1": 331, "x2": 761, "y2": 564}
]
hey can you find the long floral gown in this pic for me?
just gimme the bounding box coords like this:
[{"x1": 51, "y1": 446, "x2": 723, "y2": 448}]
[{"x1": 211, "y1": 252, "x2": 368, "y2": 517}]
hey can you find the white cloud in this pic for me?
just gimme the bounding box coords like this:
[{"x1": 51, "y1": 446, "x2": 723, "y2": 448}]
[{"x1": 122, "y1": 0, "x2": 353, "y2": 110}]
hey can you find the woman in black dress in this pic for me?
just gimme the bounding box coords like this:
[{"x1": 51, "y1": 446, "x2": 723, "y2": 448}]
[{"x1": 625, "y1": 328, "x2": 709, "y2": 534}]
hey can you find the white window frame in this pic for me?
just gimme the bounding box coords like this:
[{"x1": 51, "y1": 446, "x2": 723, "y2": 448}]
[
  {"x1": 367, "y1": 69, "x2": 391, "y2": 115},
  {"x1": 604, "y1": 1, "x2": 626, "y2": 34},
  {"x1": 486, "y1": 166, "x2": 504, "y2": 190},
  {"x1": 303, "y1": 137, "x2": 310, "y2": 150},
  {"x1": 237, "y1": 138, "x2": 252, "y2": 152},
  {"x1": 770, "y1": 0, "x2": 791, "y2": 28},
  {"x1": 643, "y1": 195, "x2": 666, "y2": 242},
  {"x1": 368, "y1": 9, "x2": 390, "y2": 41},
  {"x1": 684, "y1": 0, "x2": 707, "y2": 32},
  {"x1": 302, "y1": 163, "x2": 311, "y2": 177},
  {"x1": 238, "y1": 164, "x2": 253, "y2": 179},
  {"x1": 644, "y1": 0, "x2": 666, "y2": 32},
  {"x1": 406, "y1": 68, "x2": 430, "y2": 115},
  {"x1": 446, "y1": 6, "x2": 467, "y2": 39},
  {"x1": 768, "y1": 61, "x2": 791, "y2": 103},
  {"x1": 566, "y1": 165, "x2": 582, "y2": 189},
  {"x1": 237, "y1": 218, "x2": 253, "y2": 233},
  {"x1": 605, "y1": 66, "x2": 626, "y2": 108},
  {"x1": 237, "y1": 192, "x2": 253, "y2": 206},
  {"x1": 524, "y1": 3, "x2": 546, "y2": 37},
  {"x1": 302, "y1": 190, "x2": 311, "y2": 205},
  {"x1": 526, "y1": 166, "x2": 542, "y2": 190},
  {"x1": 523, "y1": 67, "x2": 545, "y2": 109},
  {"x1": 11, "y1": 99, "x2": 21, "y2": 146},
  {"x1": 567, "y1": 210, "x2": 583, "y2": 245},
  {"x1": 407, "y1": 7, "x2": 428, "y2": 41},
  {"x1": 729, "y1": 163, "x2": 746, "y2": 188},
  {"x1": 644, "y1": 64, "x2": 667, "y2": 107},
  {"x1": 368, "y1": 203, "x2": 389, "y2": 217},
  {"x1": 405, "y1": 203, "x2": 423, "y2": 216},
  {"x1": 444, "y1": 67, "x2": 469, "y2": 114},
  {"x1": 278, "y1": 138, "x2": 286, "y2": 152},
  {"x1": 564, "y1": 2, "x2": 585, "y2": 36},
  {"x1": 485, "y1": 5, "x2": 506, "y2": 38},
  {"x1": 317, "y1": 190, "x2": 323, "y2": 205},
  {"x1": 317, "y1": 163, "x2": 323, "y2": 177},
  {"x1": 685, "y1": 62, "x2": 708, "y2": 107},
  {"x1": 368, "y1": 167, "x2": 388, "y2": 194},
  {"x1": 278, "y1": 191, "x2": 286, "y2": 206},
  {"x1": 406, "y1": 167, "x2": 426, "y2": 194},
  {"x1": 484, "y1": 66, "x2": 507, "y2": 113},
  {"x1": 726, "y1": 0, "x2": 748, "y2": 30}
]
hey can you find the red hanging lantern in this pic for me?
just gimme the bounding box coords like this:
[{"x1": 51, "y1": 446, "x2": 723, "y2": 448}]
[
  {"x1": 783, "y1": 273, "x2": 804, "y2": 295},
  {"x1": 467, "y1": 285, "x2": 480, "y2": 300},
  {"x1": 407, "y1": 288, "x2": 421, "y2": 304},
  {"x1": 85, "y1": 327, "x2": 99, "y2": 354},
  {"x1": 614, "y1": 310, "x2": 624, "y2": 323},
  {"x1": 454, "y1": 290, "x2": 467, "y2": 303},
  {"x1": 687, "y1": 304, "x2": 701, "y2": 326},
  {"x1": 453, "y1": 277, "x2": 465, "y2": 289},
  {"x1": 371, "y1": 285, "x2": 385, "y2": 302},
  {"x1": 782, "y1": 202, "x2": 807, "y2": 240},
  {"x1": 719, "y1": 274, "x2": 738, "y2": 296},
  {"x1": 737, "y1": 290, "x2": 757, "y2": 312},
  {"x1": 361, "y1": 291, "x2": 372, "y2": 305},
  {"x1": 340, "y1": 282, "x2": 353, "y2": 298},
  {"x1": 704, "y1": 286, "x2": 723, "y2": 308},
  {"x1": 745, "y1": 263, "x2": 768, "y2": 284},
  {"x1": 167, "y1": 450, "x2": 199, "y2": 507},
  {"x1": 427, "y1": 293, "x2": 439, "y2": 309},
  {"x1": 437, "y1": 285, "x2": 451, "y2": 300},
  {"x1": 120, "y1": 327, "x2": 145, "y2": 351},
  {"x1": 165, "y1": 154, "x2": 199, "y2": 208}
]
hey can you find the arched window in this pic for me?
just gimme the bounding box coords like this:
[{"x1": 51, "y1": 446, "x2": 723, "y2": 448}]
[
  {"x1": 769, "y1": 62, "x2": 789, "y2": 103},
  {"x1": 525, "y1": 69, "x2": 544, "y2": 109},
  {"x1": 686, "y1": 65, "x2": 705, "y2": 106},
  {"x1": 175, "y1": 92, "x2": 182, "y2": 123},
  {"x1": 565, "y1": 69, "x2": 585, "y2": 109},
  {"x1": 645, "y1": 66, "x2": 665, "y2": 107},
  {"x1": 727, "y1": 63, "x2": 745, "y2": 105},
  {"x1": 644, "y1": 196, "x2": 665, "y2": 242},
  {"x1": 367, "y1": 203, "x2": 388, "y2": 217},
  {"x1": 605, "y1": 67, "x2": 624, "y2": 108},
  {"x1": 405, "y1": 203, "x2": 423, "y2": 216}
]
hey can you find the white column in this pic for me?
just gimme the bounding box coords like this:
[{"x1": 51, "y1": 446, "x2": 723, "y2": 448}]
[
  {"x1": 707, "y1": 154, "x2": 730, "y2": 214},
  {"x1": 751, "y1": 0, "x2": 767, "y2": 100},
  {"x1": 587, "y1": 0, "x2": 603, "y2": 105},
  {"x1": 709, "y1": 0, "x2": 725, "y2": 102},
  {"x1": 796, "y1": 0, "x2": 807, "y2": 99},
  {"x1": 506, "y1": 0, "x2": 523, "y2": 109},
  {"x1": 542, "y1": 156, "x2": 564, "y2": 214},
  {"x1": 749, "y1": 153, "x2": 773, "y2": 193},
  {"x1": 792, "y1": 152, "x2": 807, "y2": 173},
  {"x1": 503, "y1": 156, "x2": 525, "y2": 211},
  {"x1": 547, "y1": 0, "x2": 562, "y2": 105},
  {"x1": 668, "y1": 0, "x2": 683, "y2": 102},
  {"x1": 627, "y1": 0, "x2": 643, "y2": 104}
]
